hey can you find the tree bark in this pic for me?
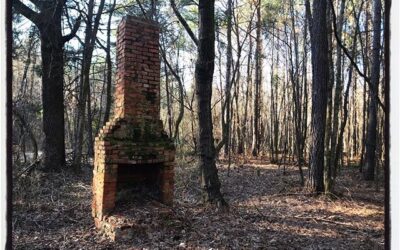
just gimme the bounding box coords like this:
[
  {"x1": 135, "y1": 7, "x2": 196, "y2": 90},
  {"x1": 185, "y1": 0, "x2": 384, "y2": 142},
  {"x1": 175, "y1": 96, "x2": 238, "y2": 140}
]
[
  {"x1": 164, "y1": 63, "x2": 173, "y2": 136},
  {"x1": 103, "y1": 0, "x2": 117, "y2": 126},
  {"x1": 240, "y1": 25, "x2": 253, "y2": 155},
  {"x1": 360, "y1": 0, "x2": 370, "y2": 171},
  {"x1": 363, "y1": 0, "x2": 381, "y2": 180},
  {"x1": 325, "y1": 0, "x2": 345, "y2": 193},
  {"x1": 309, "y1": 0, "x2": 329, "y2": 193},
  {"x1": 39, "y1": 27, "x2": 66, "y2": 171},
  {"x1": 223, "y1": 0, "x2": 233, "y2": 157},
  {"x1": 252, "y1": 0, "x2": 262, "y2": 157},
  {"x1": 324, "y1": 3, "x2": 334, "y2": 176},
  {"x1": 195, "y1": 0, "x2": 227, "y2": 207},
  {"x1": 383, "y1": 0, "x2": 391, "y2": 245}
]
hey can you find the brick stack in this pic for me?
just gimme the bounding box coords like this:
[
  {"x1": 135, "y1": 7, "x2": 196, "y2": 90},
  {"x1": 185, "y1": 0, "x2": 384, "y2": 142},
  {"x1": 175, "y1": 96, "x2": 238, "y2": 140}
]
[
  {"x1": 113, "y1": 16, "x2": 161, "y2": 120},
  {"x1": 92, "y1": 16, "x2": 175, "y2": 233}
]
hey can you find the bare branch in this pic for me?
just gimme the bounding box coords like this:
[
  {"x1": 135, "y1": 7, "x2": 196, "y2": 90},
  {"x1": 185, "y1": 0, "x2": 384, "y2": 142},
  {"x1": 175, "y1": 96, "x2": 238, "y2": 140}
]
[
  {"x1": 135, "y1": 0, "x2": 147, "y2": 16},
  {"x1": 13, "y1": 0, "x2": 41, "y2": 25},
  {"x1": 62, "y1": 14, "x2": 82, "y2": 43},
  {"x1": 329, "y1": 0, "x2": 385, "y2": 111},
  {"x1": 170, "y1": 0, "x2": 198, "y2": 47},
  {"x1": 28, "y1": 0, "x2": 44, "y2": 10}
]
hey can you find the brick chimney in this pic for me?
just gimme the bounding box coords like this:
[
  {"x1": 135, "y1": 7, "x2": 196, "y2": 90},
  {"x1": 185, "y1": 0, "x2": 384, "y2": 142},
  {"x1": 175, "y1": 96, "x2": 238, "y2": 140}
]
[
  {"x1": 113, "y1": 17, "x2": 161, "y2": 121},
  {"x1": 92, "y1": 16, "x2": 175, "y2": 234}
]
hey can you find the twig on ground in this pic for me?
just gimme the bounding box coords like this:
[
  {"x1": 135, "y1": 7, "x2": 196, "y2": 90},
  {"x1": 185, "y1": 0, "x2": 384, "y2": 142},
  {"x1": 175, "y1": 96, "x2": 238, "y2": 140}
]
[
  {"x1": 16, "y1": 158, "x2": 41, "y2": 179},
  {"x1": 293, "y1": 215, "x2": 352, "y2": 227},
  {"x1": 269, "y1": 192, "x2": 316, "y2": 197}
]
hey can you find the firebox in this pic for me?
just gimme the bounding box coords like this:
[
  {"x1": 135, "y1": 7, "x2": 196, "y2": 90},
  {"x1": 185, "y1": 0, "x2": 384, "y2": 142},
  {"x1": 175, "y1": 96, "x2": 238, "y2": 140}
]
[{"x1": 92, "y1": 16, "x2": 175, "y2": 233}]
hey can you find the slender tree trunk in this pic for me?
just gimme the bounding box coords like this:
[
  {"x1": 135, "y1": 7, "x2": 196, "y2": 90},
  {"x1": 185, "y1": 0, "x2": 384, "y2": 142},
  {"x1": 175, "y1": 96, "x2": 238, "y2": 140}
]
[
  {"x1": 288, "y1": 0, "x2": 304, "y2": 185},
  {"x1": 352, "y1": 75, "x2": 358, "y2": 158},
  {"x1": 164, "y1": 63, "x2": 173, "y2": 136},
  {"x1": 324, "y1": 3, "x2": 334, "y2": 175},
  {"x1": 302, "y1": 2, "x2": 309, "y2": 165},
  {"x1": 234, "y1": 6, "x2": 242, "y2": 155},
  {"x1": 363, "y1": 0, "x2": 382, "y2": 180},
  {"x1": 240, "y1": 23, "x2": 253, "y2": 155},
  {"x1": 223, "y1": 0, "x2": 233, "y2": 156},
  {"x1": 252, "y1": 0, "x2": 262, "y2": 157},
  {"x1": 160, "y1": 44, "x2": 185, "y2": 140},
  {"x1": 383, "y1": 0, "x2": 391, "y2": 244},
  {"x1": 270, "y1": 24, "x2": 276, "y2": 162},
  {"x1": 325, "y1": 0, "x2": 345, "y2": 193},
  {"x1": 235, "y1": 71, "x2": 241, "y2": 155},
  {"x1": 86, "y1": 81, "x2": 94, "y2": 157},
  {"x1": 360, "y1": 0, "x2": 371, "y2": 171},
  {"x1": 19, "y1": 29, "x2": 36, "y2": 96},
  {"x1": 72, "y1": 0, "x2": 105, "y2": 168},
  {"x1": 103, "y1": 0, "x2": 117, "y2": 125},
  {"x1": 195, "y1": 0, "x2": 227, "y2": 207},
  {"x1": 331, "y1": 29, "x2": 358, "y2": 191}
]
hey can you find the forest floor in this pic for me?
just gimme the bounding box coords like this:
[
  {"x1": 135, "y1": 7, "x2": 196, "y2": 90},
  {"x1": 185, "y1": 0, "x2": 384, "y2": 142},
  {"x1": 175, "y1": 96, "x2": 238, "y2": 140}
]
[{"x1": 12, "y1": 157, "x2": 384, "y2": 249}]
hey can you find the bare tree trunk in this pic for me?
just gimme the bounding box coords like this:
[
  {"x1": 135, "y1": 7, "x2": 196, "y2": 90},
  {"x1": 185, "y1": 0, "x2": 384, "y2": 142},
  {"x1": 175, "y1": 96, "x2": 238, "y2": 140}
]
[
  {"x1": 360, "y1": 0, "x2": 371, "y2": 171},
  {"x1": 309, "y1": 0, "x2": 329, "y2": 193},
  {"x1": 352, "y1": 71, "x2": 358, "y2": 158},
  {"x1": 325, "y1": 0, "x2": 345, "y2": 193},
  {"x1": 164, "y1": 63, "x2": 173, "y2": 136},
  {"x1": 103, "y1": 0, "x2": 117, "y2": 126},
  {"x1": 332, "y1": 29, "x2": 358, "y2": 191},
  {"x1": 301, "y1": 1, "x2": 309, "y2": 166},
  {"x1": 287, "y1": 0, "x2": 304, "y2": 185},
  {"x1": 195, "y1": 0, "x2": 227, "y2": 207},
  {"x1": 19, "y1": 28, "x2": 36, "y2": 97},
  {"x1": 234, "y1": 4, "x2": 242, "y2": 155},
  {"x1": 252, "y1": 0, "x2": 262, "y2": 157},
  {"x1": 363, "y1": 0, "x2": 382, "y2": 180},
  {"x1": 324, "y1": 3, "x2": 334, "y2": 176},
  {"x1": 239, "y1": 19, "x2": 253, "y2": 155},
  {"x1": 223, "y1": 0, "x2": 233, "y2": 156},
  {"x1": 383, "y1": 0, "x2": 391, "y2": 244},
  {"x1": 86, "y1": 81, "x2": 94, "y2": 157},
  {"x1": 72, "y1": 0, "x2": 105, "y2": 168},
  {"x1": 270, "y1": 23, "x2": 276, "y2": 163}
]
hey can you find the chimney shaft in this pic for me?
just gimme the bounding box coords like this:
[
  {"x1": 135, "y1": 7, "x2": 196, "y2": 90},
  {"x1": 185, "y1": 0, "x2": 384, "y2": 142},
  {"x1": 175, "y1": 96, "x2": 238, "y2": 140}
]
[{"x1": 114, "y1": 16, "x2": 161, "y2": 121}]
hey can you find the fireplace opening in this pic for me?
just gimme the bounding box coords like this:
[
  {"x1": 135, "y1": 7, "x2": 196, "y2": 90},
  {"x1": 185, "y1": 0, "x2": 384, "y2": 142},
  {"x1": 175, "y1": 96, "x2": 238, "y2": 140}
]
[{"x1": 116, "y1": 163, "x2": 162, "y2": 204}]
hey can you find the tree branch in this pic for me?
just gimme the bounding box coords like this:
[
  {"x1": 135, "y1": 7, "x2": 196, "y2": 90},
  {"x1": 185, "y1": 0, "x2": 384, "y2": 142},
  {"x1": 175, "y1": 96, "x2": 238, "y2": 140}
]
[
  {"x1": 329, "y1": 0, "x2": 385, "y2": 111},
  {"x1": 170, "y1": 0, "x2": 198, "y2": 47},
  {"x1": 62, "y1": 14, "x2": 82, "y2": 43},
  {"x1": 135, "y1": 0, "x2": 147, "y2": 17},
  {"x1": 28, "y1": 0, "x2": 44, "y2": 10},
  {"x1": 13, "y1": 0, "x2": 41, "y2": 25},
  {"x1": 160, "y1": 45, "x2": 185, "y2": 140}
]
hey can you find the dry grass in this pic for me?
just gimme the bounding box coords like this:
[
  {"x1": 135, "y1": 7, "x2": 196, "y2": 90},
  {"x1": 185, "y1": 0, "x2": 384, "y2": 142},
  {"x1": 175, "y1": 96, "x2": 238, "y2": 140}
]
[{"x1": 12, "y1": 158, "x2": 384, "y2": 249}]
